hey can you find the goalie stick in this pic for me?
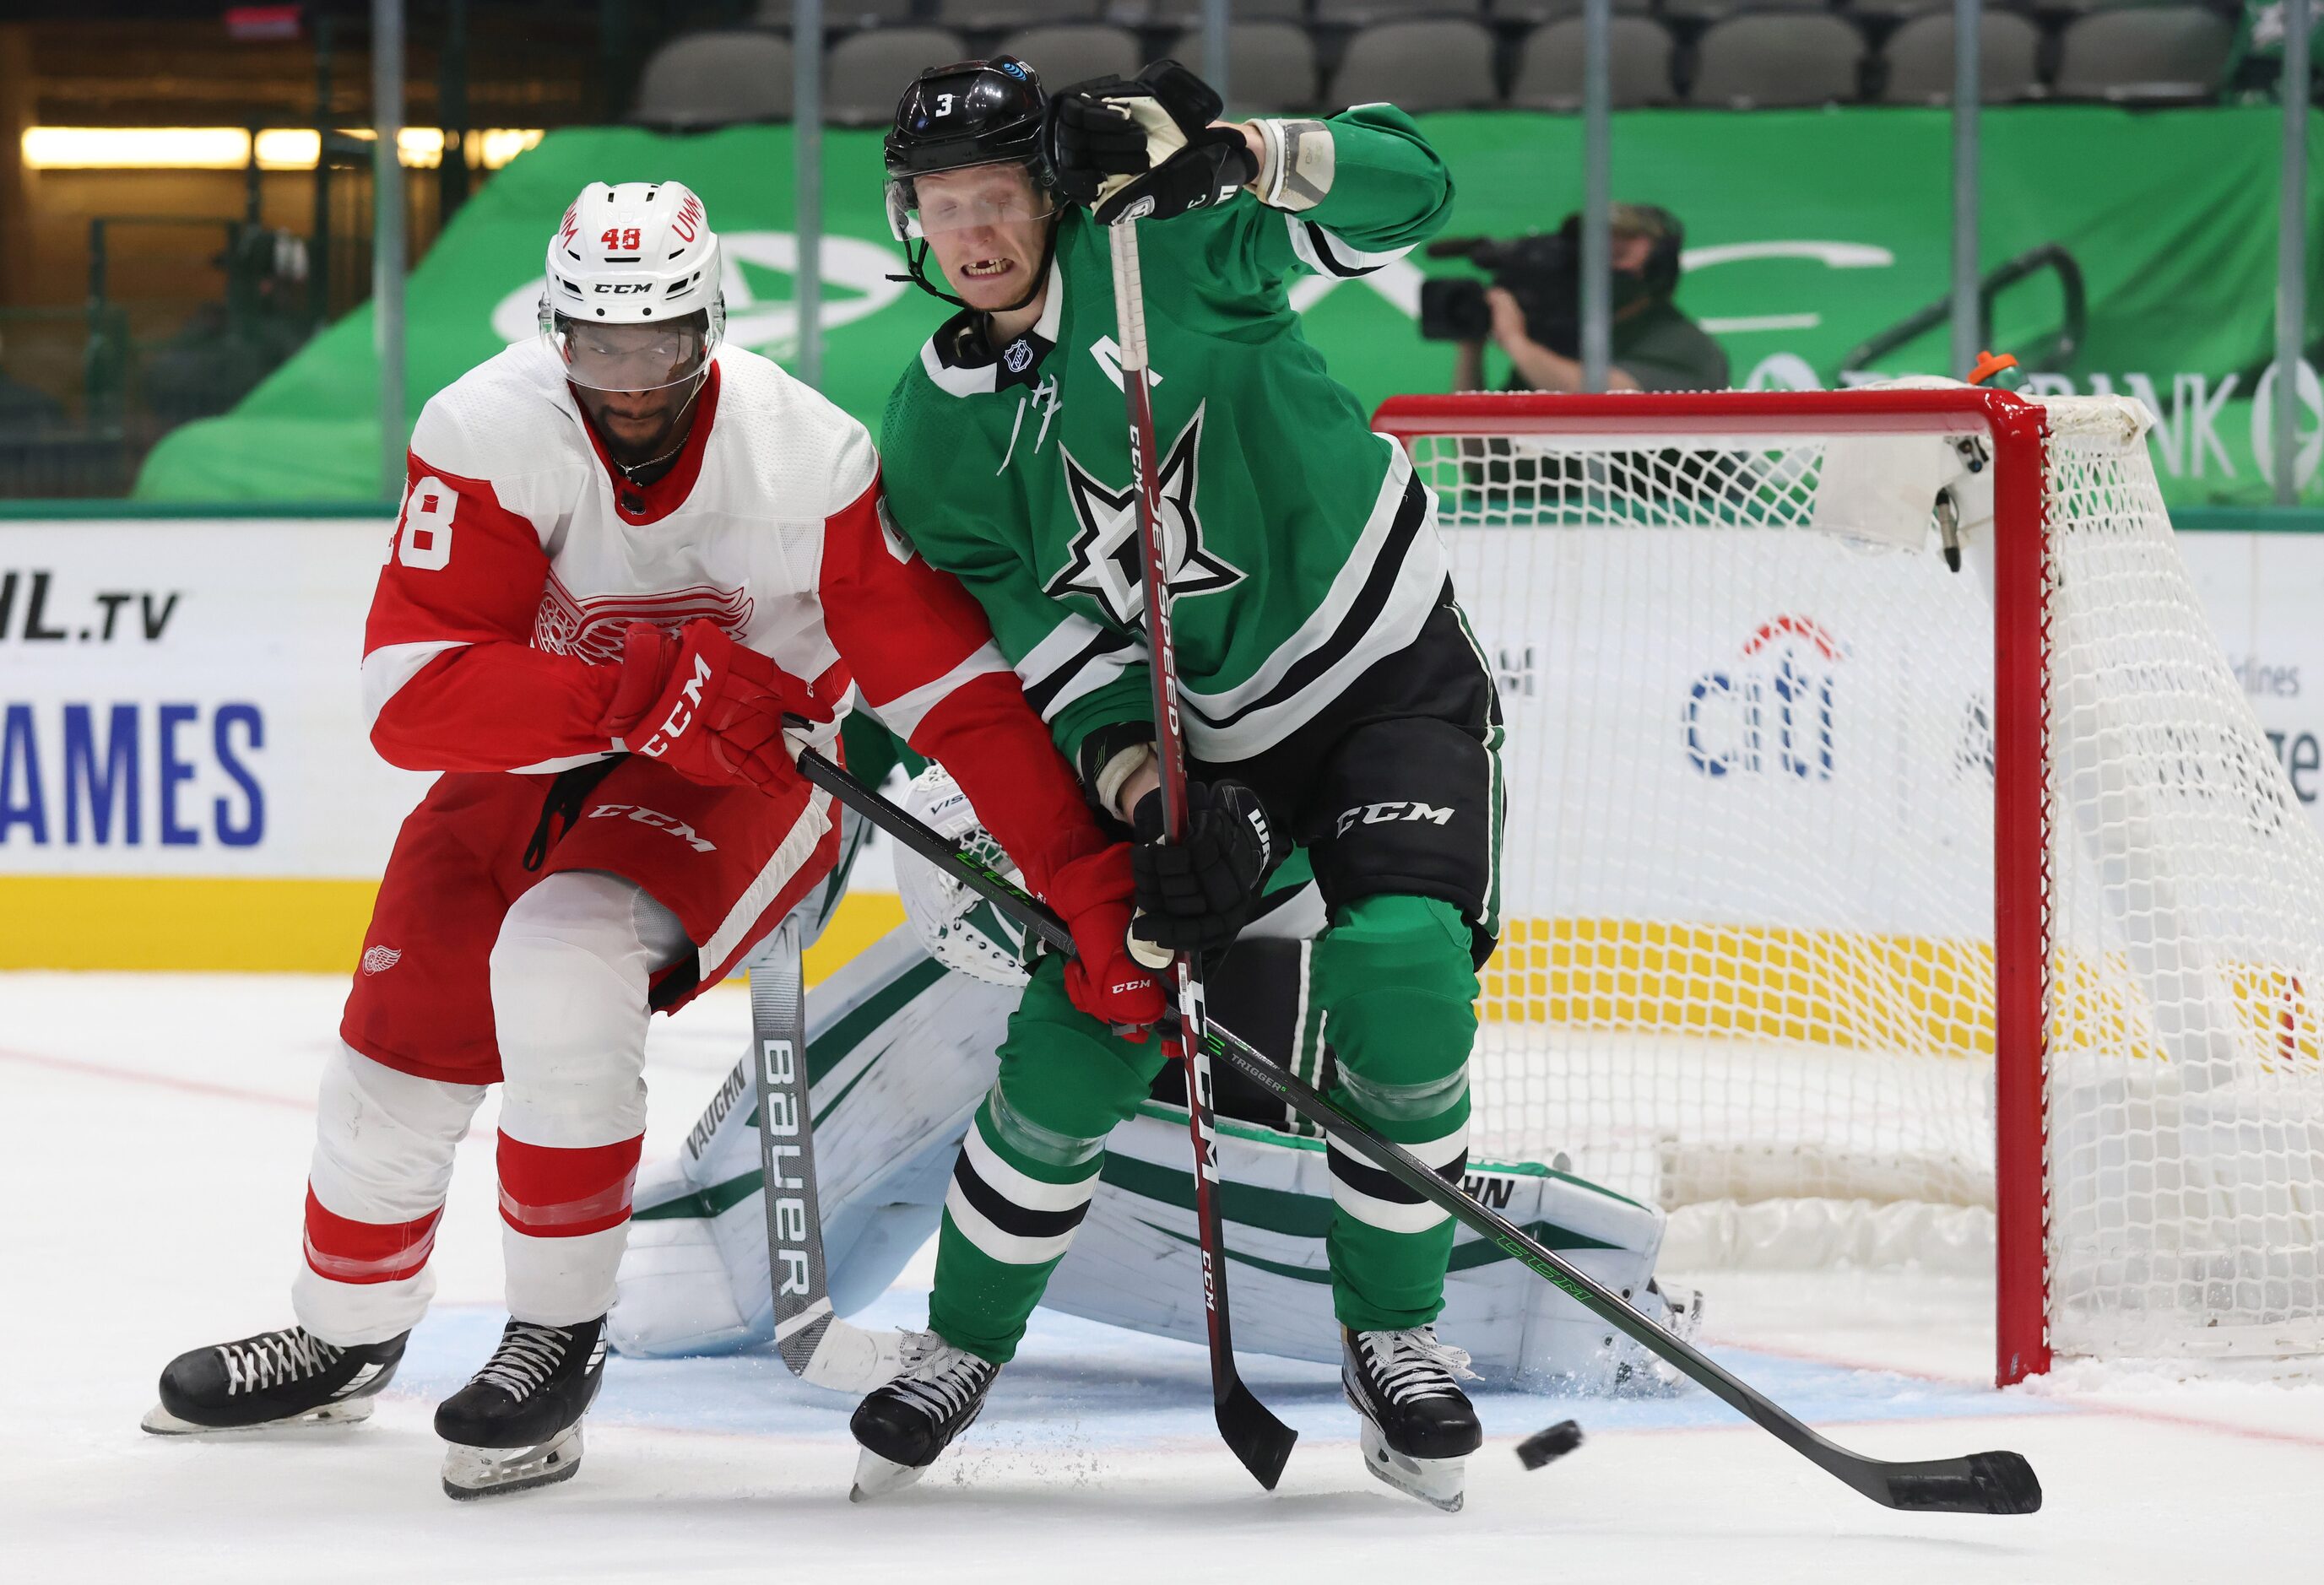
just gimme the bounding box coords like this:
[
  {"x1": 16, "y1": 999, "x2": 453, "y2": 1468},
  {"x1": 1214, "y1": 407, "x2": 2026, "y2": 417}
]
[
  {"x1": 745, "y1": 918, "x2": 901, "y2": 1393},
  {"x1": 1104, "y1": 214, "x2": 1298, "y2": 1494},
  {"x1": 788, "y1": 744, "x2": 2045, "y2": 1517}
]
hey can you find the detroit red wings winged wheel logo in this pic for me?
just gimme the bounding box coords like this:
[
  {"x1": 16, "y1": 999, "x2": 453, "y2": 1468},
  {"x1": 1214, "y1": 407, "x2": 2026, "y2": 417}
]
[{"x1": 532, "y1": 573, "x2": 756, "y2": 663}]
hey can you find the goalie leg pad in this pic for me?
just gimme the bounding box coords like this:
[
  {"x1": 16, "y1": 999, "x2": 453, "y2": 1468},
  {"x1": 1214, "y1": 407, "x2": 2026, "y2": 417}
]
[{"x1": 1310, "y1": 894, "x2": 1479, "y2": 1332}]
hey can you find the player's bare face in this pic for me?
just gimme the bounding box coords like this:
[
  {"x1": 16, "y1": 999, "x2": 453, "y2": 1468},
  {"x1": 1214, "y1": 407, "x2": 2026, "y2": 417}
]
[{"x1": 917, "y1": 165, "x2": 1052, "y2": 311}]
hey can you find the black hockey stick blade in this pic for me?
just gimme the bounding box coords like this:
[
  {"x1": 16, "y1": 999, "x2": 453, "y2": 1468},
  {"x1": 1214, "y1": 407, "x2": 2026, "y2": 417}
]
[
  {"x1": 1219, "y1": 1377, "x2": 1298, "y2": 1490},
  {"x1": 1870, "y1": 1451, "x2": 2043, "y2": 1516}
]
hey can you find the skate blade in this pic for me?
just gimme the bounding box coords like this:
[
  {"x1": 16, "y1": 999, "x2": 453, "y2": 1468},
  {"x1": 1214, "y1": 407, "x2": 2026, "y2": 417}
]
[
  {"x1": 441, "y1": 1424, "x2": 583, "y2": 1501},
  {"x1": 141, "y1": 1397, "x2": 376, "y2": 1436},
  {"x1": 1359, "y1": 1421, "x2": 1466, "y2": 1513},
  {"x1": 848, "y1": 1447, "x2": 929, "y2": 1504}
]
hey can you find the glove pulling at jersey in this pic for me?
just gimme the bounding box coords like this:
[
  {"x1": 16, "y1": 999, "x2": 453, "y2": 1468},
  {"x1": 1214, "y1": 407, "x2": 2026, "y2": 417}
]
[
  {"x1": 1129, "y1": 778, "x2": 1280, "y2": 956},
  {"x1": 600, "y1": 619, "x2": 835, "y2": 793},
  {"x1": 1043, "y1": 62, "x2": 1257, "y2": 227},
  {"x1": 1044, "y1": 847, "x2": 1168, "y2": 1029}
]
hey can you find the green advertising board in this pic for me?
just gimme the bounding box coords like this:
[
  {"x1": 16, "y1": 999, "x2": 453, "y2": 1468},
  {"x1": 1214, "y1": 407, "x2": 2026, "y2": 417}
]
[{"x1": 137, "y1": 106, "x2": 2324, "y2": 508}]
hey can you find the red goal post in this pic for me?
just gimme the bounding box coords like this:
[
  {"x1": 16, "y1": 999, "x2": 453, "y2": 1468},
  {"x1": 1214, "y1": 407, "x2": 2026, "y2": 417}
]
[{"x1": 1372, "y1": 387, "x2": 2324, "y2": 1387}]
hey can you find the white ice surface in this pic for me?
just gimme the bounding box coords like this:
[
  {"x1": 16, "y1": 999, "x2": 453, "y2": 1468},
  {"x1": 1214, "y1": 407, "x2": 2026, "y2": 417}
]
[{"x1": 3, "y1": 972, "x2": 2319, "y2": 1583}]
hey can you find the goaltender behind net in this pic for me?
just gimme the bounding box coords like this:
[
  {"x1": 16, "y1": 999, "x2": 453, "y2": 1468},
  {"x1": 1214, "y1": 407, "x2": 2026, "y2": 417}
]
[{"x1": 139, "y1": 180, "x2": 1165, "y2": 1501}]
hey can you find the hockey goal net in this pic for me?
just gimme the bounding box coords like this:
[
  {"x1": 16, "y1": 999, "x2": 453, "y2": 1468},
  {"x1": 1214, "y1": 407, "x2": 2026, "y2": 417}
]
[{"x1": 1373, "y1": 386, "x2": 2324, "y2": 1383}]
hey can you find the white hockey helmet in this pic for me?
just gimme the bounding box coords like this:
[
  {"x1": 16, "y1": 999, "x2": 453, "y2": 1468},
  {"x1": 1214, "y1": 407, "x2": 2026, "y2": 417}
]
[
  {"x1": 896, "y1": 765, "x2": 1038, "y2": 987},
  {"x1": 538, "y1": 181, "x2": 725, "y2": 392}
]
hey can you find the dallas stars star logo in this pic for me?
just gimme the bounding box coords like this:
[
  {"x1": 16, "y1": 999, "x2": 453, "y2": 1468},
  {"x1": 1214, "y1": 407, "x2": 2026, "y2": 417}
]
[{"x1": 1045, "y1": 403, "x2": 1243, "y2": 629}]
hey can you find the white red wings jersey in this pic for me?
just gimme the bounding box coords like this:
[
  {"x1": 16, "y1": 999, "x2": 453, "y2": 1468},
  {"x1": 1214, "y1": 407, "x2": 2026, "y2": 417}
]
[{"x1": 363, "y1": 341, "x2": 1115, "y2": 895}]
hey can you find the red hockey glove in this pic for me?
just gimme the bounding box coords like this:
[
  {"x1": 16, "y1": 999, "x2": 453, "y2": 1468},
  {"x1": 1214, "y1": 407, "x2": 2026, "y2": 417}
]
[
  {"x1": 1044, "y1": 846, "x2": 1167, "y2": 1031},
  {"x1": 601, "y1": 619, "x2": 836, "y2": 793}
]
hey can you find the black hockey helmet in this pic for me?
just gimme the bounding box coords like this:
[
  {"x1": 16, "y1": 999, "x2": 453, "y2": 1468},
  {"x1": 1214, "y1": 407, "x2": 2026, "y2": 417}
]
[{"x1": 883, "y1": 57, "x2": 1063, "y2": 311}]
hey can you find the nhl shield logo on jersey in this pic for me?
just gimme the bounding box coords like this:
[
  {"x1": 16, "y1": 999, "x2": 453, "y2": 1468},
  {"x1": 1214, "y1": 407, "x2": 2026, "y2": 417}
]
[{"x1": 1045, "y1": 403, "x2": 1242, "y2": 629}]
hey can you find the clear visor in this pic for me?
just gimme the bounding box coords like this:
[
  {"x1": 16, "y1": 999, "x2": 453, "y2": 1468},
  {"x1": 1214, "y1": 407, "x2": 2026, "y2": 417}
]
[
  {"x1": 886, "y1": 162, "x2": 1056, "y2": 241},
  {"x1": 538, "y1": 307, "x2": 718, "y2": 393}
]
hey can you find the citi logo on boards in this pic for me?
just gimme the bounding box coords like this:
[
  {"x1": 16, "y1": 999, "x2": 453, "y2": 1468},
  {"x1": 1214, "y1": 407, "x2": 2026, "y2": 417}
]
[{"x1": 1686, "y1": 614, "x2": 1842, "y2": 782}]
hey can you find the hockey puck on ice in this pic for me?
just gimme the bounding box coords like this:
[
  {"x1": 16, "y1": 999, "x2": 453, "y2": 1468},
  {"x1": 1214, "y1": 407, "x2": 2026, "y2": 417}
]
[{"x1": 1514, "y1": 1420, "x2": 1584, "y2": 1471}]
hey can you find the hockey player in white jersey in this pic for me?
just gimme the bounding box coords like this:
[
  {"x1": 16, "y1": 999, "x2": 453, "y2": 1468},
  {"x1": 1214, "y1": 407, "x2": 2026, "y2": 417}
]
[{"x1": 142, "y1": 181, "x2": 1162, "y2": 1500}]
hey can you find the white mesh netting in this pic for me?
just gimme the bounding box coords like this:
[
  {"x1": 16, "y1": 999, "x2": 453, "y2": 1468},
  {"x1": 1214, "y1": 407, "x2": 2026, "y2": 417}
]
[{"x1": 1402, "y1": 392, "x2": 2324, "y2": 1363}]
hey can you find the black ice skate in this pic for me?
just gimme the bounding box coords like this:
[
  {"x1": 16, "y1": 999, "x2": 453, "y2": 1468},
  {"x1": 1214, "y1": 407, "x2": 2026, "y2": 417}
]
[
  {"x1": 143, "y1": 1324, "x2": 409, "y2": 1436},
  {"x1": 847, "y1": 1331, "x2": 999, "y2": 1501},
  {"x1": 432, "y1": 1316, "x2": 607, "y2": 1501},
  {"x1": 1341, "y1": 1324, "x2": 1483, "y2": 1512}
]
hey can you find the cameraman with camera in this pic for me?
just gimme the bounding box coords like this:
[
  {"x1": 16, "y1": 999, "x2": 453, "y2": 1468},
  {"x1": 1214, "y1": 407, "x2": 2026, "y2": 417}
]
[{"x1": 1429, "y1": 203, "x2": 1727, "y2": 394}]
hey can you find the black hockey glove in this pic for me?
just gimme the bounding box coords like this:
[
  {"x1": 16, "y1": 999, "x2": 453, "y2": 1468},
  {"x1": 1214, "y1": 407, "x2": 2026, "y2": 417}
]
[
  {"x1": 1043, "y1": 61, "x2": 1258, "y2": 227},
  {"x1": 1129, "y1": 778, "x2": 1280, "y2": 955}
]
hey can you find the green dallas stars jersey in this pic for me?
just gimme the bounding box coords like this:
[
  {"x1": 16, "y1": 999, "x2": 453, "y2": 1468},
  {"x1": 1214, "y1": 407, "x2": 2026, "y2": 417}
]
[{"x1": 877, "y1": 104, "x2": 1455, "y2": 772}]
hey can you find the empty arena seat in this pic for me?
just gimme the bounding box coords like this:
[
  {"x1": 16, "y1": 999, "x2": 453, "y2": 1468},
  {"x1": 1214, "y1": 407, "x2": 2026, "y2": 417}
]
[
  {"x1": 934, "y1": 0, "x2": 1102, "y2": 30},
  {"x1": 1660, "y1": 0, "x2": 1828, "y2": 24},
  {"x1": 754, "y1": 0, "x2": 916, "y2": 28},
  {"x1": 2053, "y1": 7, "x2": 2234, "y2": 101},
  {"x1": 1166, "y1": 23, "x2": 1323, "y2": 111},
  {"x1": 1145, "y1": 0, "x2": 1306, "y2": 21},
  {"x1": 1313, "y1": 0, "x2": 1486, "y2": 23},
  {"x1": 1688, "y1": 15, "x2": 1866, "y2": 107},
  {"x1": 1492, "y1": 0, "x2": 1652, "y2": 25},
  {"x1": 630, "y1": 30, "x2": 794, "y2": 128},
  {"x1": 1332, "y1": 19, "x2": 1500, "y2": 110},
  {"x1": 1509, "y1": 17, "x2": 1675, "y2": 110},
  {"x1": 826, "y1": 28, "x2": 972, "y2": 125},
  {"x1": 1879, "y1": 11, "x2": 2043, "y2": 104},
  {"x1": 999, "y1": 24, "x2": 1143, "y2": 84}
]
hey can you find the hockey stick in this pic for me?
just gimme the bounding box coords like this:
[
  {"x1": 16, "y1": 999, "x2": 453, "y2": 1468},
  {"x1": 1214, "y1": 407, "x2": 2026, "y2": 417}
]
[
  {"x1": 788, "y1": 744, "x2": 2043, "y2": 1517},
  {"x1": 1104, "y1": 215, "x2": 1298, "y2": 1494},
  {"x1": 746, "y1": 917, "x2": 900, "y2": 1393}
]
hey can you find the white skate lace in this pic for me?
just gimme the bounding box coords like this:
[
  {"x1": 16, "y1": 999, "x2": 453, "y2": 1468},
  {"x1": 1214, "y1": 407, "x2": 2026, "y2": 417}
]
[
  {"x1": 1359, "y1": 1327, "x2": 1477, "y2": 1405},
  {"x1": 882, "y1": 1333, "x2": 993, "y2": 1424},
  {"x1": 220, "y1": 1328, "x2": 342, "y2": 1396},
  {"x1": 472, "y1": 1323, "x2": 572, "y2": 1400}
]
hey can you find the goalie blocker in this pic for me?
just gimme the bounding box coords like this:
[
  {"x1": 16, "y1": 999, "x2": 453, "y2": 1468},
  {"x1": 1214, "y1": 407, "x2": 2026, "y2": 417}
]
[{"x1": 610, "y1": 769, "x2": 1696, "y2": 1386}]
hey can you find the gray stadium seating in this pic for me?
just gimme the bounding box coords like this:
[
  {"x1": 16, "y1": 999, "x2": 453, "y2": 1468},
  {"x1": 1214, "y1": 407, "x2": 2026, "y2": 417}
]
[
  {"x1": 1313, "y1": 0, "x2": 1487, "y2": 24},
  {"x1": 1660, "y1": 0, "x2": 1829, "y2": 24},
  {"x1": 1838, "y1": 0, "x2": 1948, "y2": 19},
  {"x1": 1880, "y1": 12, "x2": 2044, "y2": 105},
  {"x1": 999, "y1": 24, "x2": 1144, "y2": 84},
  {"x1": 1509, "y1": 17, "x2": 1674, "y2": 110},
  {"x1": 754, "y1": 0, "x2": 917, "y2": 28},
  {"x1": 1493, "y1": 0, "x2": 1653, "y2": 24},
  {"x1": 934, "y1": 0, "x2": 1102, "y2": 31},
  {"x1": 1332, "y1": 19, "x2": 1500, "y2": 110},
  {"x1": 1166, "y1": 23, "x2": 1322, "y2": 111},
  {"x1": 1689, "y1": 15, "x2": 1866, "y2": 107},
  {"x1": 2052, "y1": 8, "x2": 2235, "y2": 101},
  {"x1": 1145, "y1": 0, "x2": 1306, "y2": 22},
  {"x1": 631, "y1": 30, "x2": 795, "y2": 128},
  {"x1": 826, "y1": 28, "x2": 972, "y2": 125}
]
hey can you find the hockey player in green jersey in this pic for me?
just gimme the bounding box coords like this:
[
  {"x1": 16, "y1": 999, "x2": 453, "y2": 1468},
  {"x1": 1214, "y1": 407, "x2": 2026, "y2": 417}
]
[{"x1": 850, "y1": 57, "x2": 1501, "y2": 1511}]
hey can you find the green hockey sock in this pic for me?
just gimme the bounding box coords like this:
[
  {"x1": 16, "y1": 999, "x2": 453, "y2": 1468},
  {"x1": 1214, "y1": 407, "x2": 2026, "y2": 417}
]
[
  {"x1": 1309, "y1": 893, "x2": 1479, "y2": 1333},
  {"x1": 927, "y1": 960, "x2": 1170, "y2": 1363}
]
